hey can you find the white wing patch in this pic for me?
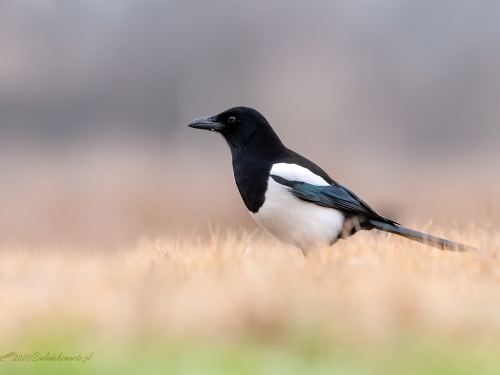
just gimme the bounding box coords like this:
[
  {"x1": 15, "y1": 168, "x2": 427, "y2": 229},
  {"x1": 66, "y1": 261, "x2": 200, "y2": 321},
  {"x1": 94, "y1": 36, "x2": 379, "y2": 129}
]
[{"x1": 270, "y1": 163, "x2": 329, "y2": 186}]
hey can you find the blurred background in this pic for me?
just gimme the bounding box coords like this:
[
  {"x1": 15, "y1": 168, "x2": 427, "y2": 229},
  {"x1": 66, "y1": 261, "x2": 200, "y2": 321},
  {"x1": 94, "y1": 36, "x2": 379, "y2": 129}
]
[{"x1": 0, "y1": 0, "x2": 499, "y2": 248}]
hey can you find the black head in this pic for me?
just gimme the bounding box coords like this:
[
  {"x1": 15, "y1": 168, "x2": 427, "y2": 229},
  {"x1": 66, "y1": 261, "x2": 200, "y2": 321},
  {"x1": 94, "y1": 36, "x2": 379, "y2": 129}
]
[{"x1": 188, "y1": 107, "x2": 285, "y2": 154}]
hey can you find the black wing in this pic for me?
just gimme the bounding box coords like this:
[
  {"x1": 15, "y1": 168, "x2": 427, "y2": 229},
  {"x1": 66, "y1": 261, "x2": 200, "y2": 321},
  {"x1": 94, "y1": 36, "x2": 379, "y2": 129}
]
[{"x1": 271, "y1": 175, "x2": 398, "y2": 225}]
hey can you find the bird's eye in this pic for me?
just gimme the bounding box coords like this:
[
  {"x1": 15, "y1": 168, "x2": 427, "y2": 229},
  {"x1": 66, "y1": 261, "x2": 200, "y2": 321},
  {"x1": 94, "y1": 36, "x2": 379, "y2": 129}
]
[{"x1": 227, "y1": 116, "x2": 236, "y2": 123}]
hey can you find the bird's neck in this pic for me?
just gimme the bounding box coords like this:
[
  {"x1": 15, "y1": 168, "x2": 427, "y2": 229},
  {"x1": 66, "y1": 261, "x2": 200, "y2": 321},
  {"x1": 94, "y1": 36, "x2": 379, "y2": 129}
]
[{"x1": 228, "y1": 125, "x2": 286, "y2": 160}]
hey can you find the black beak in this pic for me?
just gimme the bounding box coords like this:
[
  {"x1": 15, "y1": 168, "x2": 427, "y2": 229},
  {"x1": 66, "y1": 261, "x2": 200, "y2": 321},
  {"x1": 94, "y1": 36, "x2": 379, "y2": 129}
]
[{"x1": 188, "y1": 116, "x2": 223, "y2": 132}]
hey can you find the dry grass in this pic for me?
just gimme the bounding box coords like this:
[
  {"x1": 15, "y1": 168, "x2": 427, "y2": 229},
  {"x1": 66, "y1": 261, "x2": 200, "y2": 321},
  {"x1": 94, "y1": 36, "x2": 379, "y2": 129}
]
[
  {"x1": 1, "y1": 225, "x2": 500, "y2": 374},
  {"x1": 1, "y1": 224, "x2": 499, "y2": 348}
]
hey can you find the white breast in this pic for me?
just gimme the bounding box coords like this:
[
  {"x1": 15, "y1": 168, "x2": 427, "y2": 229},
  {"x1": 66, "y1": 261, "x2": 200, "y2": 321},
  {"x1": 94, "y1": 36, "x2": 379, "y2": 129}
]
[{"x1": 250, "y1": 164, "x2": 344, "y2": 252}]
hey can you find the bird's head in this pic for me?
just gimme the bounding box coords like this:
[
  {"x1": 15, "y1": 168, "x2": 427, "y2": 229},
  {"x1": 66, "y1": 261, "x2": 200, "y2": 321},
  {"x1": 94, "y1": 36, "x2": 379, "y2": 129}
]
[{"x1": 188, "y1": 106, "x2": 282, "y2": 152}]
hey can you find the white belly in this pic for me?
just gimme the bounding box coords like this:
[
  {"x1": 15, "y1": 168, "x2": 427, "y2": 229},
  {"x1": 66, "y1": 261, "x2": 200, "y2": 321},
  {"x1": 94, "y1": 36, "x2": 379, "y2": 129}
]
[{"x1": 250, "y1": 177, "x2": 344, "y2": 252}]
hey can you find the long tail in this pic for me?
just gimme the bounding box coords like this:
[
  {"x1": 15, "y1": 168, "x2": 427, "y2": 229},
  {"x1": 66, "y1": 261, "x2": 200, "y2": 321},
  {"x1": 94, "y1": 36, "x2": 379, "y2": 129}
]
[{"x1": 367, "y1": 219, "x2": 476, "y2": 252}]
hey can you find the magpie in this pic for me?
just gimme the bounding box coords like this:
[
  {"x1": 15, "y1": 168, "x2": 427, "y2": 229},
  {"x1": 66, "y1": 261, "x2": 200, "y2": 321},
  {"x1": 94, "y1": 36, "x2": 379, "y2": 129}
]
[{"x1": 188, "y1": 106, "x2": 473, "y2": 254}]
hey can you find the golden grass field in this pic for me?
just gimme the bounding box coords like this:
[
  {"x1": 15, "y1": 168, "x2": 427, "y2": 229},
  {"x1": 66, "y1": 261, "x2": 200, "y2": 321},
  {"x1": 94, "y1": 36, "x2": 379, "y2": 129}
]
[{"x1": 1, "y1": 223, "x2": 500, "y2": 374}]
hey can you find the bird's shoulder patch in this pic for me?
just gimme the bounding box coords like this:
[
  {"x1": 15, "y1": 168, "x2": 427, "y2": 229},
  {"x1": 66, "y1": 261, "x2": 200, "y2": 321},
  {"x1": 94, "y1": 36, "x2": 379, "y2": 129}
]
[{"x1": 270, "y1": 163, "x2": 330, "y2": 186}]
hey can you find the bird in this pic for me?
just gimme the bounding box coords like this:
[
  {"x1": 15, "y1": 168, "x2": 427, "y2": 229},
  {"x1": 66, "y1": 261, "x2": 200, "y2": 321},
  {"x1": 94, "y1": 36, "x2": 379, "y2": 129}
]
[{"x1": 188, "y1": 106, "x2": 474, "y2": 254}]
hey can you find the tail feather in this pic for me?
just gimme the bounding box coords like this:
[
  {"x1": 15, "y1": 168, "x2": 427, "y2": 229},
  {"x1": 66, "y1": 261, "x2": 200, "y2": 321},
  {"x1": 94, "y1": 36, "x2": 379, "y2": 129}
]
[{"x1": 368, "y1": 219, "x2": 476, "y2": 252}]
